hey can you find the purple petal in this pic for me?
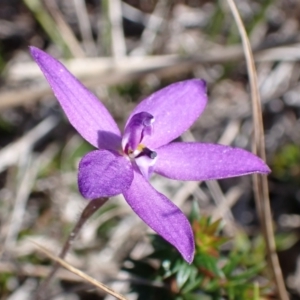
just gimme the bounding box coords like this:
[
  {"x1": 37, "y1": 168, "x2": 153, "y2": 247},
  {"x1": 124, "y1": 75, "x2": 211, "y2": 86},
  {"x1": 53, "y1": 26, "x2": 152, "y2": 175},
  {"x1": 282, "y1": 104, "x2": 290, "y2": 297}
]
[
  {"x1": 154, "y1": 142, "x2": 271, "y2": 180},
  {"x1": 123, "y1": 169, "x2": 195, "y2": 263},
  {"x1": 30, "y1": 47, "x2": 121, "y2": 150},
  {"x1": 127, "y1": 80, "x2": 207, "y2": 149},
  {"x1": 122, "y1": 112, "x2": 154, "y2": 153},
  {"x1": 78, "y1": 150, "x2": 133, "y2": 199}
]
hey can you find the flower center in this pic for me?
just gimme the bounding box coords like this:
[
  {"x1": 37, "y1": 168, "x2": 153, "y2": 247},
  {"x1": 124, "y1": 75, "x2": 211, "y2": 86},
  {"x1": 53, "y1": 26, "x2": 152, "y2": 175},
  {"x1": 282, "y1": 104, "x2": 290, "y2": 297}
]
[
  {"x1": 122, "y1": 112, "x2": 157, "y2": 178},
  {"x1": 122, "y1": 112, "x2": 154, "y2": 154}
]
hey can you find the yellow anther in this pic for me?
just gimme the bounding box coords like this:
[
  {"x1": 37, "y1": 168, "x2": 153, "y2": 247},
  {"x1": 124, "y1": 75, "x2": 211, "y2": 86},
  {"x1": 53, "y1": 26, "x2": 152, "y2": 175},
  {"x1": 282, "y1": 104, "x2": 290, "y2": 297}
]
[{"x1": 137, "y1": 144, "x2": 145, "y2": 152}]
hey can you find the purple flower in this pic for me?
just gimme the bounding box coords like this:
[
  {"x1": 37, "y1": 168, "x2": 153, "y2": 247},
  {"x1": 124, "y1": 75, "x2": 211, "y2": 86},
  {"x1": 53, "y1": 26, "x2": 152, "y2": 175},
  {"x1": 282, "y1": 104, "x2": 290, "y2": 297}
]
[{"x1": 30, "y1": 47, "x2": 270, "y2": 263}]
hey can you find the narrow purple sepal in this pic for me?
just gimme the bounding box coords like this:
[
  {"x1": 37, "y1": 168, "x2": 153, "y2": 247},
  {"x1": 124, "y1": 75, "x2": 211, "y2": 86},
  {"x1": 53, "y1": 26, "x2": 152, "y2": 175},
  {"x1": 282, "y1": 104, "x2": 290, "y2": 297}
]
[
  {"x1": 78, "y1": 150, "x2": 133, "y2": 199},
  {"x1": 154, "y1": 142, "x2": 271, "y2": 180},
  {"x1": 30, "y1": 47, "x2": 121, "y2": 150},
  {"x1": 127, "y1": 79, "x2": 207, "y2": 149},
  {"x1": 123, "y1": 168, "x2": 195, "y2": 263}
]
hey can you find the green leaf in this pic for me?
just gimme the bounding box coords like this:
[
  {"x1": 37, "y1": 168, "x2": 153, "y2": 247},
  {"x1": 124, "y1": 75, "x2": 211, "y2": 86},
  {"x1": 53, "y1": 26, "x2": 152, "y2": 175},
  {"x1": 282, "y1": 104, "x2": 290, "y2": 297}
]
[
  {"x1": 275, "y1": 233, "x2": 298, "y2": 251},
  {"x1": 181, "y1": 276, "x2": 202, "y2": 294},
  {"x1": 195, "y1": 253, "x2": 225, "y2": 279},
  {"x1": 222, "y1": 253, "x2": 243, "y2": 276},
  {"x1": 182, "y1": 292, "x2": 212, "y2": 300},
  {"x1": 228, "y1": 263, "x2": 265, "y2": 283},
  {"x1": 206, "y1": 219, "x2": 222, "y2": 235},
  {"x1": 176, "y1": 263, "x2": 192, "y2": 288},
  {"x1": 190, "y1": 200, "x2": 201, "y2": 223}
]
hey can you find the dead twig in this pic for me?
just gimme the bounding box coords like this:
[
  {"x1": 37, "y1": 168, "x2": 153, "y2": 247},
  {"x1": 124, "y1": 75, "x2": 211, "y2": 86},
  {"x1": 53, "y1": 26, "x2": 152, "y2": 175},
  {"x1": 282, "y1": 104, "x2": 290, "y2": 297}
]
[
  {"x1": 225, "y1": 0, "x2": 289, "y2": 299},
  {"x1": 107, "y1": 0, "x2": 127, "y2": 59},
  {"x1": 130, "y1": 0, "x2": 169, "y2": 56},
  {"x1": 33, "y1": 242, "x2": 128, "y2": 300},
  {"x1": 0, "y1": 116, "x2": 59, "y2": 173},
  {"x1": 4, "y1": 43, "x2": 300, "y2": 111},
  {"x1": 35, "y1": 197, "x2": 109, "y2": 299},
  {"x1": 0, "y1": 261, "x2": 82, "y2": 282},
  {"x1": 72, "y1": 0, "x2": 98, "y2": 56},
  {"x1": 44, "y1": 0, "x2": 85, "y2": 58}
]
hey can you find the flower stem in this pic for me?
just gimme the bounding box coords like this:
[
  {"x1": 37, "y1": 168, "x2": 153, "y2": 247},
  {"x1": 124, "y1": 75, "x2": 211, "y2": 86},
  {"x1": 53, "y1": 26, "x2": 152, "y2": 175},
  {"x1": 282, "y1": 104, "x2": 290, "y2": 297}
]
[{"x1": 34, "y1": 197, "x2": 109, "y2": 300}]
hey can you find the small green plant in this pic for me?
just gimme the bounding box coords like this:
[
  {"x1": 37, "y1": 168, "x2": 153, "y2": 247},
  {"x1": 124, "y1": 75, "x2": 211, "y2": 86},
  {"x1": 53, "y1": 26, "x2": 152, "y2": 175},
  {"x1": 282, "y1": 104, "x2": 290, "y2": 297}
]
[
  {"x1": 272, "y1": 143, "x2": 300, "y2": 183},
  {"x1": 123, "y1": 204, "x2": 274, "y2": 300}
]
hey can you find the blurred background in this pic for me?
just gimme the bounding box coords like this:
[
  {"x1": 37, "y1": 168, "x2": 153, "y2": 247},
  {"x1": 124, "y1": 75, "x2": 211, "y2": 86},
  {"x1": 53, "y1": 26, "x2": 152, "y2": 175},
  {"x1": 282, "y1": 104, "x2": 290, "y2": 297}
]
[{"x1": 0, "y1": 0, "x2": 300, "y2": 299}]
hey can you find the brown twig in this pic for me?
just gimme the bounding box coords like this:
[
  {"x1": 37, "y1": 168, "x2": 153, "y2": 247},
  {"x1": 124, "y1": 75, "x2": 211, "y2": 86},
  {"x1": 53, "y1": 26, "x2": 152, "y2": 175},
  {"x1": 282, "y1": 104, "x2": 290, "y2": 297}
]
[
  {"x1": 0, "y1": 261, "x2": 82, "y2": 282},
  {"x1": 33, "y1": 241, "x2": 128, "y2": 300},
  {"x1": 107, "y1": 0, "x2": 127, "y2": 59},
  {"x1": 3, "y1": 44, "x2": 300, "y2": 111},
  {"x1": 225, "y1": 0, "x2": 289, "y2": 299},
  {"x1": 44, "y1": 0, "x2": 85, "y2": 58},
  {"x1": 72, "y1": 0, "x2": 98, "y2": 56},
  {"x1": 130, "y1": 0, "x2": 169, "y2": 55},
  {"x1": 35, "y1": 197, "x2": 109, "y2": 299}
]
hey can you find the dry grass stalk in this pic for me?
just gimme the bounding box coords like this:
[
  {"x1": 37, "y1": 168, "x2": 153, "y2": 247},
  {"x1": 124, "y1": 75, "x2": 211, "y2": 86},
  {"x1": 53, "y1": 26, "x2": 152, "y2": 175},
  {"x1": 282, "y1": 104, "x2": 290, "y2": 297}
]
[
  {"x1": 44, "y1": 0, "x2": 85, "y2": 58},
  {"x1": 3, "y1": 44, "x2": 299, "y2": 111},
  {"x1": 35, "y1": 197, "x2": 109, "y2": 299},
  {"x1": 72, "y1": 0, "x2": 98, "y2": 56},
  {"x1": 0, "y1": 116, "x2": 59, "y2": 173},
  {"x1": 108, "y1": 0, "x2": 127, "y2": 58},
  {"x1": 33, "y1": 242, "x2": 128, "y2": 300},
  {"x1": 225, "y1": 0, "x2": 289, "y2": 299}
]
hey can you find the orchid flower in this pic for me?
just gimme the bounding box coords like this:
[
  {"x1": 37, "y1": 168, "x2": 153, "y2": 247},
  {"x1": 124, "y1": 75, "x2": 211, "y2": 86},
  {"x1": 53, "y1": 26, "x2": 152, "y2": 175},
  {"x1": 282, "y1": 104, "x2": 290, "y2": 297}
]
[{"x1": 30, "y1": 47, "x2": 270, "y2": 263}]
